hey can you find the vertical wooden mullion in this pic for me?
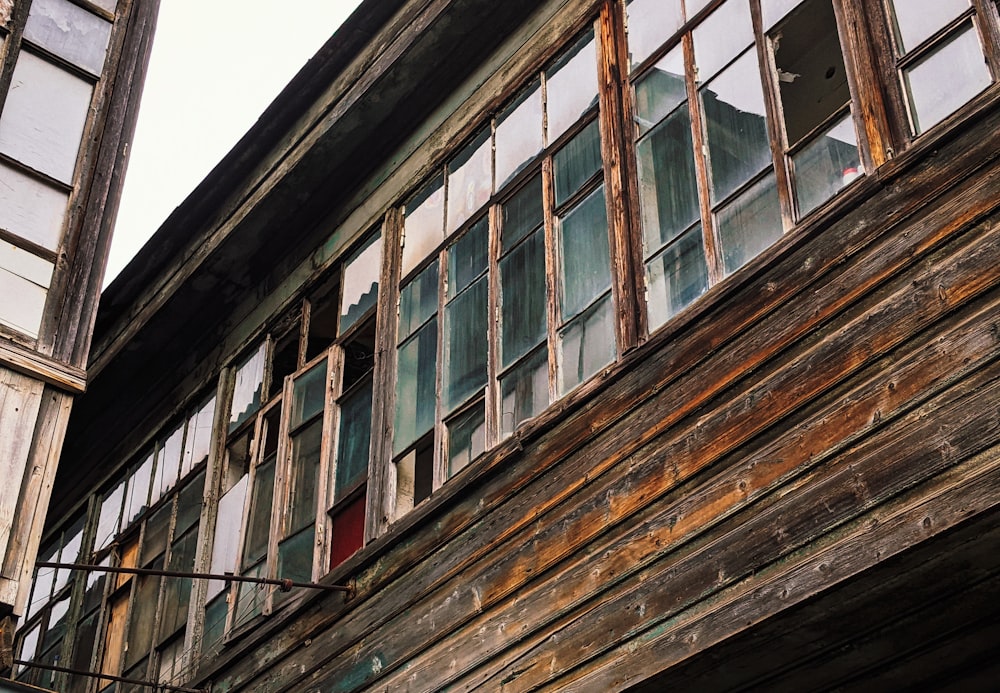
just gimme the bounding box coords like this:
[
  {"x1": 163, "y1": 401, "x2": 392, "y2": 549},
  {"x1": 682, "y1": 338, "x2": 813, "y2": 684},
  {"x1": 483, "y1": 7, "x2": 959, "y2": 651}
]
[
  {"x1": 541, "y1": 155, "x2": 560, "y2": 404},
  {"x1": 861, "y1": 0, "x2": 911, "y2": 152},
  {"x1": 972, "y1": 0, "x2": 1000, "y2": 76},
  {"x1": 262, "y1": 384, "x2": 291, "y2": 614},
  {"x1": 597, "y1": 0, "x2": 645, "y2": 351},
  {"x1": 751, "y1": 0, "x2": 795, "y2": 231},
  {"x1": 835, "y1": 0, "x2": 898, "y2": 169},
  {"x1": 684, "y1": 32, "x2": 723, "y2": 286},
  {"x1": 224, "y1": 412, "x2": 262, "y2": 634},
  {"x1": 486, "y1": 202, "x2": 502, "y2": 446},
  {"x1": 368, "y1": 210, "x2": 402, "y2": 540},
  {"x1": 432, "y1": 246, "x2": 447, "y2": 492},
  {"x1": 315, "y1": 347, "x2": 342, "y2": 582}
]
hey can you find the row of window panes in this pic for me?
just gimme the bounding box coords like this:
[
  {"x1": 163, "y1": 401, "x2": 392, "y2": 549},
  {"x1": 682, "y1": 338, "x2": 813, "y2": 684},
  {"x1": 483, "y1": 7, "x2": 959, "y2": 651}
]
[{"x1": 0, "y1": 0, "x2": 113, "y2": 338}]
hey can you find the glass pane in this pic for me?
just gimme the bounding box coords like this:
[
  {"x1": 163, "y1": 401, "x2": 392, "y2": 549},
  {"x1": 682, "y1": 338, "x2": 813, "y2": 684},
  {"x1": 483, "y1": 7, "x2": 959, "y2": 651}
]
[
  {"x1": 702, "y1": 49, "x2": 772, "y2": 203},
  {"x1": 242, "y1": 458, "x2": 274, "y2": 566},
  {"x1": 0, "y1": 161, "x2": 69, "y2": 250},
  {"x1": 53, "y1": 517, "x2": 84, "y2": 593},
  {"x1": 687, "y1": 0, "x2": 714, "y2": 16},
  {"x1": 447, "y1": 402, "x2": 486, "y2": 477},
  {"x1": 904, "y1": 23, "x2": 991, "y2": 134},
  {"x1": 277, "y1": 526, "x2": 314, "y2": 583},
  {"x1": 761, "y1": 0, "x2": 803, "y2": 30},
  {"x1": 398, "y1": 259, "x2": 438, "y2": 343},
  {"x1": 340, "y1": 233, "x2": 382, "y2": 334},
  {"x1": 330, "y1": 494, "x2": 365, "y2": 569},
  {"x1": 92, "y1": 0, "x2": 117, "y2": 12},
  {"x1": 558, "y1": 185, "x2": 611, "y2": 321},
  {"x1": 158, "y1": 528, "x2": 197, "y2": 640},
  {"x1": 646, "y1": 225, "x2": 709, "y2": 330},
  {"x1": 546, "y1": 29, "x2": 599, "y2": 143},
  {"x1": 122, "y1": 453, "x2": 153, "y2": 528},
  {"x1": 30, "y1": 542, "x2": 58, "y2": 612},
  {"x1": 500, "y1": 228, "x2": 546, "y2": 368},
  {"x1": 229, "y1": 343, "x2": 265, "y2": 432},
  {"x1": 336, "y1": 378, "x2": 372, "y2": 498},
  {"x1": 24, "y1": 0, "x2": 112, "y2": 75},
  {"x1": 637, "y1": 103, "x2": 700, "y2": 253},
  {"x1": 174, "y1": 469, "x2": 205, "y2": 536},
  {"x1": 17, "y1": 624, "x2": 40, "y2": 674},
  {"x1": 290, "y1": 361, "x2": 327, "y2": 428},
  {"x1": 447, "y1": 216, "x2": 487, "y2": 299},
  {"x1": 502, "y1": 174, "x2": 544, "y2": 251},
  {"x1": 792, "y1": 113, "x2": 860, "y2": 216},
  {"x1": 233, "y1": 562, "x2": 265, "y2": 626},
  {"x1": 0, "y1": 52, "x2": 93, "y2": 183},
  {"x1": 206, "y1": 473, "x2": 247, "y2": 600},
  {"x1": 288, "y1": 420, "x2": 322, "y2": 534},
  {"x1": 773, "y1": 0, "x2": 850, "y2": 145},
  {"x1": 182, "y1": 395, "x2": 215, "y2": 472},
  {"x1": 0, "y1": 242, "x2": 53, "y2": 338},
  {"x1": 72, "y1": 611, "x2": 98, "y2": 675},
  {"x1": 154, "y1": 424, "x2": 184, "y2": 499},
  {"x1": 393, "y1": 319, "x2": 437, "y2": 454},
  {"x1": 634, "y1": 44, "x2": 687, "y2": 136},
  {"x1": 41, "y1": 594, "x2": 69, "y2": 651},
  {"x1": 157, "y1": 637, "x2": 184, "y2": 686},
  {"x1": 140, "y1": 503, "x2": 171, "y2": 566},
  {"x1": 495, "y1": 79, "x2": 543, "y2": 189},
  {"x1": 717, "y1": 172, "x2": 782, "y2": 274},
  {"x1": 82, "y1": 557, "x2": 107, "y2": 612},
  {"x1": 447, "y1": 128, "x2": 492, "y2": 234},
  {"x1": 95, "y1": 482, "x2": 124, "y2": 551},
  {"x1": 403, "y1": 175, "x2": 444, "y2": 277},
  {"x1": 500, "y1": 346, "x2": 549, "y2": 436},
  {"x1": 553, "y1": 119, "x2": 602, "y2": 207},
  {"x1": 202, "y1": 595, "x2": 228, "y2": 655},
  {"x1": 890, "y1": 0, "x2": 969, "y2": 53},
  {"x1": 444, "y1": 275, "x2": 488, "y2": 411},
  {"x1": 626, "y1": 0, "x2": 684, "y2": 68},
  {"x1": 124, "y1": 561, "x2": 161, "y2": 668},
  {"x1": 558, "y1": 293, "x2": 616, "y2": 394},
  {"x1": 693, "y1": 0, "x2": 754, "y2": 83}
]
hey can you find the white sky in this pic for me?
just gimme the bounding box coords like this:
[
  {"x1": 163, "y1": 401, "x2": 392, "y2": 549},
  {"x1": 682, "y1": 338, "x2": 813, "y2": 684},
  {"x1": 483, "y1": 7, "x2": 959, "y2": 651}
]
[{"x1": 105, "y1": 0, "x2": 364, "y2": 285}]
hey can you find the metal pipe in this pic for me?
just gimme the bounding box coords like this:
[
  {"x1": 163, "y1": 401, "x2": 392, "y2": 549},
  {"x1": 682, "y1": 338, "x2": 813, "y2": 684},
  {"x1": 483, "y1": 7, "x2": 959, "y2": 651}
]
[
  {"x1": 35, "y1": 561, "x2": 352, "y2": 594},
  {"x1": 12, "y1": 659, "x2": 208, "y2": 692}
]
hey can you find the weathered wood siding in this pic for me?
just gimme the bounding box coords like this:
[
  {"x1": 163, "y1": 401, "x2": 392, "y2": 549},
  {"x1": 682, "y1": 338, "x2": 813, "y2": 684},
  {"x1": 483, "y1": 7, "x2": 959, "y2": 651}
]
[{"x1": 185, "y1": 76, "x2": 1000, "y2": 693}]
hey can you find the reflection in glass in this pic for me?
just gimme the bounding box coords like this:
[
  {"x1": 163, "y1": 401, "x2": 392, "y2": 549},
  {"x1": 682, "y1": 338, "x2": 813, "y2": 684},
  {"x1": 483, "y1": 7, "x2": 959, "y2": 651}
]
[
  {"x1": 702, "y1": 50, "x2": 772, "y2": 204},
  {"x1": 336, "y1": 379, "x2": 372, "y2": 497},
  {"x1": 124, "y1": 565, "x2": 160, "y2": 667},
  {"x1": 496, "y1": 80, "x2": 543, "y2": 188},
  {"x1": 554, "y1": 119, "x2": 603, "y2": 206},
  {"x1": 559, "y1": 185, "x2": 610, "y2": 320},
  {"x1": 559, "y1": 293, "x2": 615, "y2": 394},
  {"x1": 448, "y1": 216, "x2": 488, "y2": 298},
  {"x1": 398, "y1": 259, "x2": 438, "y2": 343},
  {"x1": 502, "y1": 174, "x2": 544, "y2": 251},
  {"x1": 792, "y1": 113, "x2": 860, "y2": 216},
  {"x1": 159, "y1": 528, "x2": 198, "y2": 639},
  {"x1": 290, "y1": 362, "x2": 326, "y2": 428},
  {"x1": 340, "y1": 233, "x2": 382, "y2": 334},
  {"x1": 444, "y1": 276, "x2": 488, "y2": 411},
  {"x1": 206, "y1": 474, "x2": 248, "y2": 601},
  {"x1": 546, "y1": 29, "x2": 599, "y2": 143},
  {"x1": 277, "y1": 526, "x2": 314, "y2": 583},
  {"x1": 905, "y1": 23, "x2": 991, "y2": 134},
  {"x1": 242, "y1": 459, "x2": 275, "y2": 566},
  {"x1": 500, "y1": 228, "x2": 547, "y2": 368},
  {"x1": 229, "y1": 343, "x2": 265, "y2": 432},
  {"x1": 175, "y1": 471, "x2": 205, "y2": 536},
  {"x1": 24, "y1": 0, "x2": 112, "y2": 75},
  {"x1": 95, "y1": 483, "x2": 124, "y2": 551},
  {"x1": 646, "y1": 225, "x2": 709, "y2": 330},
  {"x1": 693, "y1": 0, "x2": 754, "y2": 83},
  {"x1": 637, "y1": 104, "x2": 699, "y2": 252},
  {"x1": 761, "y1": 0, "x2": 804, "y2": 30},
  {"x1": 634, "y1": 45, "x2": 687, "y2": 136},
  {"x1": 625, "y1": 0, "x2": 684, "y2": 68},
  {"x1": 394, "y1": 319, "x2": 437, "y2": 454},
  {"x1": 447, "y1": 402, "x2": 486, "y2": 477},
  {"x1": 500, "y1": 346, "x2": 549, "y2": 436},
  {"x1": 0, "y1": 162, "x2": 69, "y2": 250},
  {"x1": 403, "y1": 175, "x2": 444, "y2": 277},
  {"x1": 288, "y1": 420, "x2": 322, "y2": 533},
  {"x1": 122, "y1": 453, "x2": 153, "y2": 528},
  {"x1": 447, "y1": 128, "x2": 492, "y2": 233},
  {"x1": 717, "y1": 173, "x2": 782, "y2": 274},
  {"x1": 183, "y1": 395, "x2": 216, "y2": 472},
  {"x1": 0, "y1": 52, "x2": 93, "y2": 184},
  {"x1": 233, "y1": 563, "x2": 265, "y2": 626},
  {"x1": 890, "y1": 0, "x2": 969, "y2": 52}
]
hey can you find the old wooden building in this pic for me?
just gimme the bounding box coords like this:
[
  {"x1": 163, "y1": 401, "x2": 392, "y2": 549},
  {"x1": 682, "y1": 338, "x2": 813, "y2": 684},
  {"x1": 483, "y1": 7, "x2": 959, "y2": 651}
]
[
  {"x1": 13, "y1": 0, "x2": 1000, "y2": 690},
  {"x1": 0, "y1": 0, "x2": 157, "y2": 675}
]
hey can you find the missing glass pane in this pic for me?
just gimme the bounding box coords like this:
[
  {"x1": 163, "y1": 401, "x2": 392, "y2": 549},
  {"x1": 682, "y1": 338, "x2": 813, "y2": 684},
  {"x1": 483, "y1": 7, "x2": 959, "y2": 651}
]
[{"x1": 394, "y1": 436, "x2": 434, "y2": 517}]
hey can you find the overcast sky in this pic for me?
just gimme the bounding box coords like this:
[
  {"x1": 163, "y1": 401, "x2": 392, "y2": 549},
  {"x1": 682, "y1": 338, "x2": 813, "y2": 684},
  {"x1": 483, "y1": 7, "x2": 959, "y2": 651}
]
[{"x1": 105, "y1": 0, "x2": 364, "y2": 285}]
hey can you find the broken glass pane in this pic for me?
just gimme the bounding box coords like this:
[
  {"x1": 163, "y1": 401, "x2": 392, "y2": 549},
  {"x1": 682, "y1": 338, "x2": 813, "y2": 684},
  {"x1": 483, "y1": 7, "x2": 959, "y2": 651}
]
[
  {"x1": 229, "y1": 342, "x2": 265, "y2": 432},
  {"x1": 634, "y1": 44, "x2": 687, "y2": 137},
  {"x1": 340, "y1": 232, "x2": 382, "y2": 333},
  {"x1": 24, "y1": 0, "x2": 112, "y2": 75},
  {"x1": 558, "y1": 293, "x2": 615, "y2": 394},
  {"x1": 182, "y1": 395, "x2": 216, "y2": 474}
]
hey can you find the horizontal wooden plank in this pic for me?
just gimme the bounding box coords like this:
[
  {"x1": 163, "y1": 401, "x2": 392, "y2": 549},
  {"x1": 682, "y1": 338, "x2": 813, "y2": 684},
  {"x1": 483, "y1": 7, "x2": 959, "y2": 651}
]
[{"x1": 0, "y1": 340, "x2": 86, "y2": 394}]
